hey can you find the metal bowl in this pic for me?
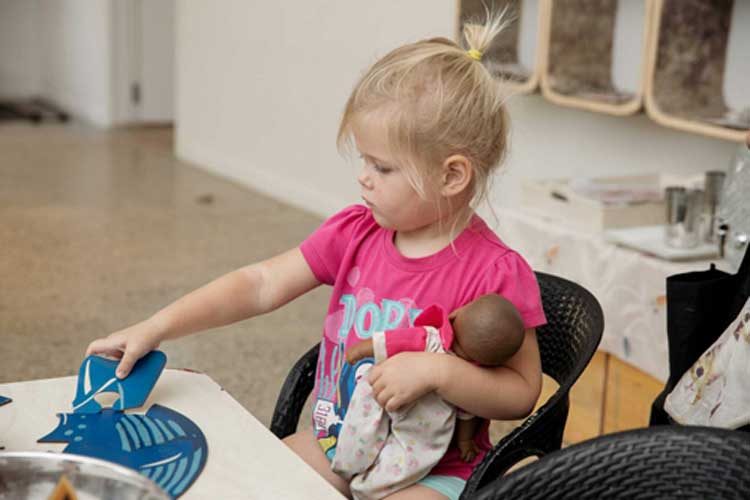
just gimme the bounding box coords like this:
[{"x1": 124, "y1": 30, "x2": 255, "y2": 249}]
[{"x1": 0, "y1": 452, "x2": 170, "y2": 500}]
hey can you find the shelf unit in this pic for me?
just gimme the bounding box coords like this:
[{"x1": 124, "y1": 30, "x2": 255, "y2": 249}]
[
  {"x1": 538, "y1": 0, "x2": 652, "y2": 116},
  {"x1": 644, "y1": 0, "x2": 749, "y2": 143},
  {"x1": 456, "y1": 0, "x2": 748, "y2": 142}
]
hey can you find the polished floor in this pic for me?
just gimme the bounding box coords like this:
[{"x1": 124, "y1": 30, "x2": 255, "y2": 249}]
[{"x1": 0, "y1": 123, "x2": 328, "y2": 427}]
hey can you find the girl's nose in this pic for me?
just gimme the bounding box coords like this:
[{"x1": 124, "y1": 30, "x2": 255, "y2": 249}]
[{"x1": 358, "y1": 168, "x2": 371, "y2": 189}]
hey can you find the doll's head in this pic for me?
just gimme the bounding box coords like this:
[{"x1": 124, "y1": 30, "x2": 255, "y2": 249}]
[
  {"x1": 337, "y1": 8, "x2": 512, "y2": 234},
  {"x1": 449, "y1": 294, "x2": 525, "y2": 366}
]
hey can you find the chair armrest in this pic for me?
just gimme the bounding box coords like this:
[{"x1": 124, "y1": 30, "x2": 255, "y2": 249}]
[
  {"x1": 270, "y1": 343, "x2": 320, "y2": 439},
  {"x1": 461, "y1": 393, "x2": 569, "y2": 498}
]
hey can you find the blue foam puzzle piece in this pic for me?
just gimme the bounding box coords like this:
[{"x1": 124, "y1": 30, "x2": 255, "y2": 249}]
[
  {"x1": 0, "y1": 395, "x2": 11, "y2": 407},
  {"x1": 72, "y1": 351, "x2": 167, "y2": 414},
  {"x1": 39, "y1": 404, "x2": 208, "y2": 499}
]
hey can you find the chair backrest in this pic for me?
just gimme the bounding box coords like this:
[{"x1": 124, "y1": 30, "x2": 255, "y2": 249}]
[
  {"x1": 534, "y1": 272, "x2": 604, "y2": 391},
  {"x1": 460, "y1": 273, "x2": 605, "y2": 496},
  {"x1": 474, "y1": 426, "x2": 750, "y2": 500}
]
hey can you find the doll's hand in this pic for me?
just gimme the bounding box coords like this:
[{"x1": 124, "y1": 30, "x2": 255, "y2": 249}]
[
  {"x1": 368, "y1": 352, "x2": 442, "y2": 412},
  {"x1": 458, "y1": 439, "x2": 480, "y2": 462},
  {"x1": 86, "y1": 318, "x2": 164, "y2": 379}
]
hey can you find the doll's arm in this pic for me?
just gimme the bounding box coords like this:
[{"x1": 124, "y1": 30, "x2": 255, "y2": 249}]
[
  {"x1": 346, "y1": 328, "x2": 428, "y2": 365},
  {"x1": 381, "y1": 327, "x2": 428, "y2": 358},
  {"x1": 346, "y1": 338, "x2": 374, "y2": 364},
  {"x1": 456, "y1": 416, "x2": 482, "y2": 462}
]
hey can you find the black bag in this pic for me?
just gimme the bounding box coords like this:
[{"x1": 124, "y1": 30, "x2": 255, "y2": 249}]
[{"x1": 650, "y1": 245, "x2": 750, "y2": 426}]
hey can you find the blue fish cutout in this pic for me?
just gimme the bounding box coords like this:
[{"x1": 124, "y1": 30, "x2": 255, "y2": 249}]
[
  {"x1": 0, "y1": 395, "x2": 9, "y2": 449},
  {"x1": 72, "y1": 351, "x2": 167, "y2": 413},
  {"x1": 39, "y1": 404, "x2": 207, "y2": 498}
]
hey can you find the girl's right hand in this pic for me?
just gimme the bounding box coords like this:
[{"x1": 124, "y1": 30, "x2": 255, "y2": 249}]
[{"x1": 85, "y1": 318, "x2": 165, "y2": 379}]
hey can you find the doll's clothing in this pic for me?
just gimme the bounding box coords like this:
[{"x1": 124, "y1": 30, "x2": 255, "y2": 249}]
[{"x1": 332, "y1": 311, "x2": 472, "y2": 500}]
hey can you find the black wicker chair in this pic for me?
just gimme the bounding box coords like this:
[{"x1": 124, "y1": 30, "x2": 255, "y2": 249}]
[
  {"x1": 471, "y1": 425, "x2": 750, "y2": 499},
  {"x1": 270, "y1": 272, "x2": 604, "y2": 498}
]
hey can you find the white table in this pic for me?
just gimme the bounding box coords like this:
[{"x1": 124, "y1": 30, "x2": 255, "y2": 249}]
[
  {"x1": 496, "y1": 208, "x2": 728, "y2": 382},
  {"x1": 0, "y1": 369, "x2": 344, "y2": 499}
]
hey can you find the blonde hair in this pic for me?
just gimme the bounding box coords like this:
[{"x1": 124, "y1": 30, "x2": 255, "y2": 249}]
[{"x1": 337, "y1": 6, "x2": 512, "y2": 232}]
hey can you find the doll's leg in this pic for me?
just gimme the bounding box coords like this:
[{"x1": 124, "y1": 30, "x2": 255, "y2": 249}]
[
  {"x1": 350, "y1": 394, "x2": 455, "y2": 500},
  {"x1": 331, "y1": 377, "x2": 390, "y2": 478}
]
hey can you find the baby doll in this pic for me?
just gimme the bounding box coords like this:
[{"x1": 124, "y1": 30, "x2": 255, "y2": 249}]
[{"x1": 331, "y1": 294, "x2": 525, "y2": 500}]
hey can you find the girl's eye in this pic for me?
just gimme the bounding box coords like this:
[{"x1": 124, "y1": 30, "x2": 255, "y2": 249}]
[{"x1": 358, "y1": 154, "x2": 392, "y2": 174}]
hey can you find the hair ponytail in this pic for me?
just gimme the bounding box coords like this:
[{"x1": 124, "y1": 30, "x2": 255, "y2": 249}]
[{"x1": 462, "y1": 4, "x2": 513, "y2": 62}]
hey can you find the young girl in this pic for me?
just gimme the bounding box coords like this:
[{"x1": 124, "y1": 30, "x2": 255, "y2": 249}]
[{"x1": 86, "y1": 10, "x2": 546, "y2": 500}]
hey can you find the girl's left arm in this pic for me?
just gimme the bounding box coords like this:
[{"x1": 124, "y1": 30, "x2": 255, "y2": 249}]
[
  {"x1": 368, "y1": 328, "x2": 542, "y2": 419},
  {"x1": 439, "y1": 328, "x2": 542, "y2": 419}
]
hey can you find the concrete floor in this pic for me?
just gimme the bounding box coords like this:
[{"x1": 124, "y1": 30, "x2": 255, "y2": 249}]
[
  {"x1": 1, "y1": 123, "x2": 516, "y2": 441},
  {"x1": 0, "y1": 123, "x2": 328, "y2": 428}
]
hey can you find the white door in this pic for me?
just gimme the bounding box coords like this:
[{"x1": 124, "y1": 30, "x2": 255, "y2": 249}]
[{"x1": 114, "y1": 0, "x2": 174, "y2": 124}]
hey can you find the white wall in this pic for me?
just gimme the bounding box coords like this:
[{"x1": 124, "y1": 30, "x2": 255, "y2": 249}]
[
  {"x1": 175, "y1": 1, "x2": 738, "y2": 220},
  {"x1": 176, "y1": 1, "x2": 456, "y2": 216},
  {"x1": 491, "y1": 96, "x2": 736, "y2": 209},
  {"x1": 36, "y1": 0, "x2": 114, "y2": 127},
  {"x1": 0, "y1": 0, "x2": 40, "y2": 99}
]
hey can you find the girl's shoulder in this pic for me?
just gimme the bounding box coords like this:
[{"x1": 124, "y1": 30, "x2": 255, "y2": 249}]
[
  {"x1": 467, "y1": 218, "x2": 546, "y2": 328},
  {"x1": 320, "y1": 204, "x2": 377, "y2": 235},
  {"x1": 331, "y1": 203, "x2": 370, "y2": 219},
  {"x1": 301, "y1": 205, "x2": 379, "y2": 286},
  {"x1": 306, "y1": 204, "x2": 381, "y2": 249},
  {"x1": 468, "y1": 215, "x2": 529, "y2": 265},
  {"x1": 465, "y1": 216, "x2": 538, "y2": 283}
]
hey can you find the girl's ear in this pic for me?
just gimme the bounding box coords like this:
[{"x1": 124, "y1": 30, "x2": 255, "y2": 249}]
[{"x1": 440, "y1": 154, "x2": 473, "y2": 197}]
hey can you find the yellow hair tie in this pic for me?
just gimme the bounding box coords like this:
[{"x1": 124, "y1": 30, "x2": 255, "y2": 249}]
[{"x1": 467, "y1": 49, "x2": 483, "y2": 61}]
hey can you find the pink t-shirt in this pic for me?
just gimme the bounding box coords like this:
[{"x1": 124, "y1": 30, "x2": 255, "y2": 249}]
[{"x1": 300, "y1": 205, "x2": 546, "y2": 480}]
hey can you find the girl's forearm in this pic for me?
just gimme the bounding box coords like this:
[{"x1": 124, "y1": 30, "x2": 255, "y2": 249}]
[
  {"x1": 146, "y1": 248, "x2": 319, "y2": 343},
  {"x1": 149, "y1": 265, "x2": 265, "y2": 341},
  {"x1": 434, "y1": 355, "x2": 539, "y2": 420}
]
